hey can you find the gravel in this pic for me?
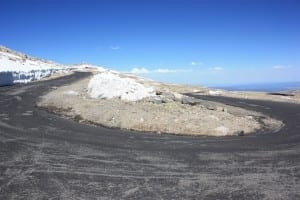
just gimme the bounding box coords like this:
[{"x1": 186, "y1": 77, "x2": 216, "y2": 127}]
[{"x1": 37, "y1": 75, "x2": 283, "y2": 136}]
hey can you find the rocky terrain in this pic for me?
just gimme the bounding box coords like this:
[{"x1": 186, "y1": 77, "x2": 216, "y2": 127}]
[
  {"x1": 37, "y1": 72, "x2": 283, "y2": 136},
  {"x1": 0, "y1": 45, "x2": 285, "y2": 136}
]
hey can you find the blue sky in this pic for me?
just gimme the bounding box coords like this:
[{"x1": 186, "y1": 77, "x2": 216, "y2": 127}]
[{"x1": 1, "y1": 0, "x2": 299, "y2": 86}]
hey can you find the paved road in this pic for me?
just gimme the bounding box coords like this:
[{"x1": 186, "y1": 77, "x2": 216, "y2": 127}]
[{"x1": 0, "y1": 72, "x2": 299, "y2": 199}]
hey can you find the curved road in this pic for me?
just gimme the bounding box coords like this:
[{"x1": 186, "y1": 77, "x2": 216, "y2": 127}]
[{"x1": 0, "y1": 72, "x2": 299, "y2": 199}]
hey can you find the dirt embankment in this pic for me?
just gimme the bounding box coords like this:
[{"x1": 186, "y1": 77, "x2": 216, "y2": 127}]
[{"x1": 37, "y1": 75, "x2": 283, "y2": 136}]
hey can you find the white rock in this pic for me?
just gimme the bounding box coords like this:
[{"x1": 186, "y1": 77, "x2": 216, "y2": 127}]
[{"x1": 173, "y1": 92, "x2": 184, "y2": 101}]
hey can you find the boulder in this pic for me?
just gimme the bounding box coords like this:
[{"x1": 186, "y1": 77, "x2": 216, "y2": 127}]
[
  {"x1": 161, "y1": 92, "x2": 176, "y2": 103},
  {"x1": 181, "y1": 96, "x2": 199, "y2": 105},
  {"x1": 156, "y1": 90, "x2": 162, "y2": 95},
  {"x1": 173, "y1": 92, "x2": 184, "y2": 102},
  {"x1": 206, "y1": 105, "x2": 217, "y2": 110},
  {"x1": 233, "y1": 130, "x2": 245, "y2": 136},
  {"x1": 148, "y1": 96, "x2": 163, "y2": 104}
]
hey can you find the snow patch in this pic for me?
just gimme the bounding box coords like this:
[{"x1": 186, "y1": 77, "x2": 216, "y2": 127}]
[
  {"x1": 209, "y1": 90, "x2": 223, "y2": 95},
  {"x1": 88, "y1": 71, "x2": 155, "y2": 101},
  {"x1": 0, "y1": 70, "x2": 67, "y2": 86},
  {"x1": 0, "y1": 49, "x2": 63, "y2": 72},
  {"x1": 0, "y1": 46, "x2": 103, "y2": 86},
  {"x1": 0, "y1": 46, "x2": 68, "y2": 86}
]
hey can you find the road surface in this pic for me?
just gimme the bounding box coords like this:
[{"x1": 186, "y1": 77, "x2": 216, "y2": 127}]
[{"x1": 0, "y1": 72, "x2": 299, "y2": 199}]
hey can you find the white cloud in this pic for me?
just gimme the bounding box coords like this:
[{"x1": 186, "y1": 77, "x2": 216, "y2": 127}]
[
  {"x1": 130, "y1": 67, "x2": 191, "y2": 74},
  {"x1": 154, "y1": 68, "x2": 177, "y2": 73},
  {"x1": 190, "y1": 61, "x2": 203, "y2": 66},
  {"x1": 110, "y1": 46, "x2": 120, "y2": 50},
  {"x1": 210, "y1": 66, "x2": 223, "y2": 71},
  {"x1": 131, "y1": 67, "x2": 150, "y2": 74},
  {"x1": 272, "y1": 65, "x2": 286, "y2": 70}
]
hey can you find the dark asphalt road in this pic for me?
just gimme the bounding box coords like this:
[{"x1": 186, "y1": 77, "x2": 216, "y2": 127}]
[{"x1": 0, "y1": 72, "x2": 299, "y2": 200}]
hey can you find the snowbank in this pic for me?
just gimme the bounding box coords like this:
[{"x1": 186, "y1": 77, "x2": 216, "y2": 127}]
[
  {"x1": 0, "y1": 69, "x2": 65, "y2": 86},
  {"x1": 0, "y1": 46, "x2": 151, "y2": 100},
  {"x1": 0, "y1": 46, "x2": 68, "y2": 86},
  {"x1": 88, "y1": 71, "x2": 155, "y2": 101},
  {"x1": 0, "y1": 49, "x2": 63, "y2": 72}
]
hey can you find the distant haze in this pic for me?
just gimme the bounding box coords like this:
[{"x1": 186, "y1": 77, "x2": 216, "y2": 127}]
[{"x1": 215, "y1": 82, "x2": 300, "y2": 92}]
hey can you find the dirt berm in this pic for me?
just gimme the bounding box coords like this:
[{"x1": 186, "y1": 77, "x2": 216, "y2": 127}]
[{"x1": 37, "y1": 74, "x2": 283, "y2": 136}]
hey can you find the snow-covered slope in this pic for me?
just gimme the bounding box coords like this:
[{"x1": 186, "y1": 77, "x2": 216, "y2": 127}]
[
  {"x1": 0, "y1": 45, "x2": 155, "y2": 101},
  {"x1": 0, "y1": 46, "x2": 67, "y2": 86}
]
